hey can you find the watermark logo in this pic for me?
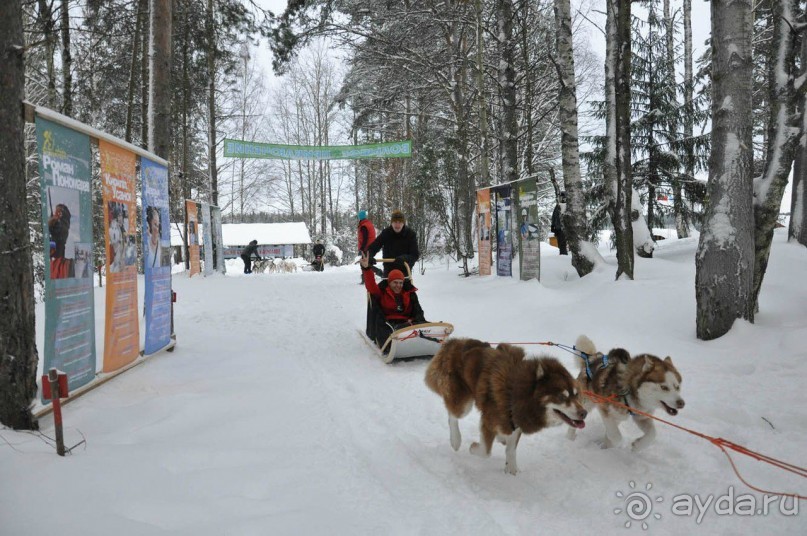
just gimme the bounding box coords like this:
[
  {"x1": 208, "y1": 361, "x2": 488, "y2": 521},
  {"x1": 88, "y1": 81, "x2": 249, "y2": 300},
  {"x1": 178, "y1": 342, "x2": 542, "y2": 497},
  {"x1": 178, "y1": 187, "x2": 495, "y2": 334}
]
[
  {"x1": 614, "y1": 481, "x2": 800, "y2": 528},
  {"x1": 614, "y1": 481, "x2": 664, "y2": 529}
]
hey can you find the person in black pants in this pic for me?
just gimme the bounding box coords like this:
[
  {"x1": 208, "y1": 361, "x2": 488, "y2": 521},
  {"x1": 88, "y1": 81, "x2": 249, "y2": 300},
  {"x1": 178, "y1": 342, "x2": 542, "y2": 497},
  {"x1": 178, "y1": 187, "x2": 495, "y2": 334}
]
[
  {"x1": 551, "y1": 192, "x2": 568, "y2": 255},
  {"x1": 366, "y1": 210, "x2": 419, "y2": 276},
  {"x1": 241, "y1": 240, "x2": 261, "y2": 274}
]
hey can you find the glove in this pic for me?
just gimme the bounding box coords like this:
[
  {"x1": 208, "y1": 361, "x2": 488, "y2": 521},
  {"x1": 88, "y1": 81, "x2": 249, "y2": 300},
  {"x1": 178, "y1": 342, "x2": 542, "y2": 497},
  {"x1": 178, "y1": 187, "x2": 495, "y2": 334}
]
[
  {"x1": 368, "y1": 257, "x2": 377, "y2": 265},
  {"x1": 396, "y1": 255, "x2": 408, "y2": 265}
]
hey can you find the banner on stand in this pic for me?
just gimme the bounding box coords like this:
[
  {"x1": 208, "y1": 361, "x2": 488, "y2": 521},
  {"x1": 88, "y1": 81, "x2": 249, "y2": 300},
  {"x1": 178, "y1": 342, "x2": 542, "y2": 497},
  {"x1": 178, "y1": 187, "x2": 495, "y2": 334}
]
[
  {"x1": 100, "y1": 141, "x2": 140, "y2": 371},
  {"x1": 201, "y1": 202, "x2": 213, "y2": 276},
  {"x1": 495, "y1": 187, "x2": 513, "y2": 277},
  {"x1": 141, "y1": 157, "x2": 172, "y2": 354},
  {"x1": 186, "y1": 200, "x2": 200, "y2": 277},
  {"x1": 36, "y1": 117, "x2": 96, "y2": 400},
  {"x1": 477, "y1": 189, "x2": 492, "y2": 276},
  {"x1": 517, "y1": 179, "x2": 541, "y2": 281}
]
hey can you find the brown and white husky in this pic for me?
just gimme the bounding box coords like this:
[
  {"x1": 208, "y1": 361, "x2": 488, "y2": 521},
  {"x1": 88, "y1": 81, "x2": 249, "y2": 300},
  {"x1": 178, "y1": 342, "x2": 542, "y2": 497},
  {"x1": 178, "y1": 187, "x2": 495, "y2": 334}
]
[
  {"x1": 568, "y1": 335, "x2": 685, "y2": 451},
  {"x1": 425, "y1": 338, "x2": 587, "y2": 475}
]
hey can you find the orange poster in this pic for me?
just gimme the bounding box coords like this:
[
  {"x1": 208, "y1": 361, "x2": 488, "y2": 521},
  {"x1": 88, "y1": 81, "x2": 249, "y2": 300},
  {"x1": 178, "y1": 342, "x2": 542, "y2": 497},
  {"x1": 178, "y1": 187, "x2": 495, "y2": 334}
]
[
  {"x1": 477, "y1": 189, "x2": 492, "y2": 276},
  {"x1": 100, "y1": 140, "x2": 140, "y2": 372},
  {"x1": 186, "y1": 199, "x2": 201, "y2": 277}
]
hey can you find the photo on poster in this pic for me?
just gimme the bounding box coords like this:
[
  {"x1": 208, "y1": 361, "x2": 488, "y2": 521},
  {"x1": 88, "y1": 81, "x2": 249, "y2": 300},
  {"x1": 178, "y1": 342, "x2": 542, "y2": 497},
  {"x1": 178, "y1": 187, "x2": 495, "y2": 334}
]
[
  {"x1": 144, "y1": 205, "x2": 165, "y2": 268},
  {"x1": 107, "y1": 200, "x2": 127, "y2": 273},
  {"x1": 46, "y1": 186, "x2": 81, "y2": 280},
  {"x1": 125, "y1": 234, "x2": 137, "y2": 266},
  {"x1": 73, "y1": 242, "x2": 93, "y2": 279}
]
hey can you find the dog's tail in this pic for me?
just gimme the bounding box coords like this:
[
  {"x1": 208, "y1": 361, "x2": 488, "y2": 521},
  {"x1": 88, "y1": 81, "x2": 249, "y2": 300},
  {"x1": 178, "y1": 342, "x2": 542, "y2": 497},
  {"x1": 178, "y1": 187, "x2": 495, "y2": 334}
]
[{"x1": 575, "y1": 335, "x2": 597, "y2": 358}]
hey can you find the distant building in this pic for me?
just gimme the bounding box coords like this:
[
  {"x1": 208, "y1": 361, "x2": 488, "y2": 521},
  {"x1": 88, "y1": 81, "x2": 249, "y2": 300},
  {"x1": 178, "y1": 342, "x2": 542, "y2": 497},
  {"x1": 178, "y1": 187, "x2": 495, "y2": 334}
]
[{"x1": 170, "y1": 222, "x2": 312, "y2": 261}]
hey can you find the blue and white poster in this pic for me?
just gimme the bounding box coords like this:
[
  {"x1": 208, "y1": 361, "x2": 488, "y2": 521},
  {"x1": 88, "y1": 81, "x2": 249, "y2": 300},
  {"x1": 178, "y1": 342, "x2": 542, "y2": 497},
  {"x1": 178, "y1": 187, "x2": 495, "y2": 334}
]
[{"x1": 141, "y1": 157, "x2": 172, "y2": 354}]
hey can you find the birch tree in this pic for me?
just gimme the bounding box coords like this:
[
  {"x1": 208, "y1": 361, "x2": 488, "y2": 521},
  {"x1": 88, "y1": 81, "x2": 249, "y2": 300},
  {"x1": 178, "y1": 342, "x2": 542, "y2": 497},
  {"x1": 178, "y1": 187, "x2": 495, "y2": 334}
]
[
  {"x1": 791, "y1": 29, "x2": 807, "y2": 247},
  {"x1": 695, "y1": 0, "x2": 754, "y2": 340},
  {"x1": 751, "y1": 0, "x2": 804, "y2": 313},
  {"x1": 553, "y1": 0, "x2": 596, "y2": 276},
  {"x1": 0, "y1": 0, "x2": 39, "y2": 430}
]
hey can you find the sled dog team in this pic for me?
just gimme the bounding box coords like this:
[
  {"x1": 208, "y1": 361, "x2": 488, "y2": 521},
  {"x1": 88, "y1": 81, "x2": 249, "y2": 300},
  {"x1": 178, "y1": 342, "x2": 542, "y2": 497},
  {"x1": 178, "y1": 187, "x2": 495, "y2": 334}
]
[{"x1": 425, "y1": 335, "x2": 684, "y2": 475}]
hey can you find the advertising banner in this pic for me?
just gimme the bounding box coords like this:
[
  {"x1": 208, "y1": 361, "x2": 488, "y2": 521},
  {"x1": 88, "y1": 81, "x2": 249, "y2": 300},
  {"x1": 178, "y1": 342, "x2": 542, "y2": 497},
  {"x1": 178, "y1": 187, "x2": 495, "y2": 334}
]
[
  {"x1": 517, "y1": 179, "x2": 541, "y2": 281},
  {"x1": 211, "y1": 206, "x2": 226, "y2": 273},
  {"x1": 223, "y1": 138, "x2": 412, "y2": 160},
  {"x1": 495, "y1": 187, "x2": 513, "y2": 277},
  {"x1": 477, "y1": 189, "x2": 492, "y2": 276},
  {"x1": 99, "y1": 141, "x2": 140, "y2": 371},
  {"x1": 186, "y1": 200, "x2": 200, "y2": 277},
  {"x1": 141, "y1": 157, "x2": 172, "y2": 355},
  {"x1": 37, "y1": 117, "x2": 96, "y2": 400},
  {"x1": 201, "y1": 202, "x2": 213, "y2": 276}
]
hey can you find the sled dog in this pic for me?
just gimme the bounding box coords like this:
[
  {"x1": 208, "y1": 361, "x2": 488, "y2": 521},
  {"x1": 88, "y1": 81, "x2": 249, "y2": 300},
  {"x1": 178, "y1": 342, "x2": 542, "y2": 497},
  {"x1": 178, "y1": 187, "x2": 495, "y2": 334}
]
[
  {"x1": 568, "y1": 335, "x2": 685, "y2": 451},
  {"x1": 425, "y1": 338, "x2": 587, "y2": 475}
]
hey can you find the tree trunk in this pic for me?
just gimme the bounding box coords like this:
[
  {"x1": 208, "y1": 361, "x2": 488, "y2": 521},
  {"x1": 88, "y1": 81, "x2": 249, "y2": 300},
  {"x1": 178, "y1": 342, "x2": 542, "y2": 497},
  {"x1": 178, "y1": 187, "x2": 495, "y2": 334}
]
[
  {"x1": 0, "y1": 0, "x2": 39, "y2": 430},
  {"x1": 125, "y1": 0, "x2": 147, "y2": 142},
  {"x1": 751, "y1": 0, "x2": 801, "y2": 313},
  {"x1": 37, "y1": 0, "x2": 58, "y2": 108},
  {"x1": 497, "y1": 0, "x2": 518, "y2": 186},
  {"x1": 791, "y1": 31, "x2": 807, "y2": 247},
  {"x1": 695, "y1": 0, "x2": 754, "y2": 340},
  {"x1": 149, "y1": 0, "x2": 172, "y2": 160},
  {"x1": 475, "y1": 0, "x2": 490, "y2": 187},
  {"x1": 140, "y1": 0, "x2": 149, "y2": 148},
  {"x1": 554, "y1": 0, "x2": 595, "y2": 277},
  {"x1": 607, "y1": 0, "x2": 634, "y2": 279},
  {"x1": 59, "y1": 0, "x2": 72, "y2": 116},
  {"x1": 677, "y1": 0, "x2": 693, "y2": 238},
  {"x1": 207, "y1": 0, "x2": 219, "y2": 207}
]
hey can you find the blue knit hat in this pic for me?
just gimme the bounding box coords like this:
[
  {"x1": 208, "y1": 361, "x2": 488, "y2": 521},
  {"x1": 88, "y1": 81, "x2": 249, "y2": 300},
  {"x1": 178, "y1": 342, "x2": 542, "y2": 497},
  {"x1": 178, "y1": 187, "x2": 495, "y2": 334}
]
[{"x1": 358, "y1": 210, "x2": 367, "y2": 221}]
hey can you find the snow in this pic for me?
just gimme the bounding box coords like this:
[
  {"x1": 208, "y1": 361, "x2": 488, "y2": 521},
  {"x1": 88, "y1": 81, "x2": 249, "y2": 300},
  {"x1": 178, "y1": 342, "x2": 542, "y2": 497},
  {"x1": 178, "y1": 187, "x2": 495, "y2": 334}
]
[{"x1": 3, "y1": 232, "x2": 806, "y2": 535}]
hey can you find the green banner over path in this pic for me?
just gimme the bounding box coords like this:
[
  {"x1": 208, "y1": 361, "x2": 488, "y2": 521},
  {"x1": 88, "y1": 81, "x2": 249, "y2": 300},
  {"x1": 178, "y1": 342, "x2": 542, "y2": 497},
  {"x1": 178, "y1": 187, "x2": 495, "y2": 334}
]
[{"x1": 223, "y1": 138, "x2": 412, "y2": 160}]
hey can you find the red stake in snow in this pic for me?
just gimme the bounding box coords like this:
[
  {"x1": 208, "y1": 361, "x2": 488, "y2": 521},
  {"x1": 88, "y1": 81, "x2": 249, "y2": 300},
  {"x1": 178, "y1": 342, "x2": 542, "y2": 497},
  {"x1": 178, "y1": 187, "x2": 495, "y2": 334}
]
[{"x1": 42, "y1": 368, "x2": 69, "y2": 456}]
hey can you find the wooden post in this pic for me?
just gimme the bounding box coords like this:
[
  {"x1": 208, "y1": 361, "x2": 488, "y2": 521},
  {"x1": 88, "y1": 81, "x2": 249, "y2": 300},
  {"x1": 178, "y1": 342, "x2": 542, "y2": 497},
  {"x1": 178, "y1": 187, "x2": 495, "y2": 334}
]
[{"x1": 48, "y1": 368, "x2": 65, "y2": 456}]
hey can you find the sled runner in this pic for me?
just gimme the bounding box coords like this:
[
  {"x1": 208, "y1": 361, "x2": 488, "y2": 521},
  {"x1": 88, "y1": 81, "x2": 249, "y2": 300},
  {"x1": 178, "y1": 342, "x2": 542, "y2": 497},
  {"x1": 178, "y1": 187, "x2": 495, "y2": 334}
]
[{"x1": 359, "y1": 322, "x2": 455, "y2": 364}]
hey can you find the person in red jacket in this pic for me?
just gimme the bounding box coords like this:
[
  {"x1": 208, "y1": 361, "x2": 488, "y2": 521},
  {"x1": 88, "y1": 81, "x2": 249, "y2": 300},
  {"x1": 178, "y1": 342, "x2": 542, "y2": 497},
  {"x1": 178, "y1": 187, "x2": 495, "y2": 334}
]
[
  {"x1": 360, "y1": 251, "x2": 426, "y2": 349},
  {"x1": 357, "y1": 210, "x2": 380, "y2": 282}
]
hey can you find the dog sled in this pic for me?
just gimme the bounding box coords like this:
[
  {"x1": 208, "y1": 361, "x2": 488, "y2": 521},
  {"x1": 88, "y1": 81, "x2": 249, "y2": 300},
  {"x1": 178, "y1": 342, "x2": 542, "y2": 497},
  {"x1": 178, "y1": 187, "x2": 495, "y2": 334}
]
[
  {"x1": 359, "y1": 322, "x2": 455, "y2": 364},
  {"x1": 360, "y1": 258, "x2": 454, "y2": 363}
]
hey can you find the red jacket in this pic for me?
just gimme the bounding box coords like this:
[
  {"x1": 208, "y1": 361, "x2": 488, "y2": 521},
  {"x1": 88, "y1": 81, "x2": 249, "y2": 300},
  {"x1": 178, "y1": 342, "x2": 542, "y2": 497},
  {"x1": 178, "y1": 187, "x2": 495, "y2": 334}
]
[
  {"x1": 363, "y1": 268, "x2": 420, "y2": 322},
  {"x1": 358, "y1": 219, "x2": 376, "y2": 252}
]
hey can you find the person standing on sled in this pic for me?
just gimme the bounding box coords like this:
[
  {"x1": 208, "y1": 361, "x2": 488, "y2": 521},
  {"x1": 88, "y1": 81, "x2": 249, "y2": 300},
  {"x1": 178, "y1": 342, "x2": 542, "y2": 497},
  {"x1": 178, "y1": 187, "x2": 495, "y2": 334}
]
[
  {"x1": 357, "y1": 210, "x2": 380, "y2": 282},
  {"x1": 366, "y1": 210, "x2": 419, "y2": 276},
  {"x1": 360, "y1": 251, "x2": 426, "y2": 349},
  {"x1": 240, "y1": 239, "x2": 261, "y2": 274}
]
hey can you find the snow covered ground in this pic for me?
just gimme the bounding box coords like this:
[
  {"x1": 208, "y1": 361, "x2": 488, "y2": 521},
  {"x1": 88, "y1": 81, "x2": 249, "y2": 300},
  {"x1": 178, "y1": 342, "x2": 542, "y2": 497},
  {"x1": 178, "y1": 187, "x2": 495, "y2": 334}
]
[{"x1": 2, "y1": 231, "x2": 805, "y2": 535}]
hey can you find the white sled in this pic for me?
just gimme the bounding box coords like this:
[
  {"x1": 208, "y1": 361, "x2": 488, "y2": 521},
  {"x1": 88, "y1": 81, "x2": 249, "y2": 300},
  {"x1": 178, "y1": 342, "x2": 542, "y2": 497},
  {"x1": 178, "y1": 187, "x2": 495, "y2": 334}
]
[{"x1": 359, "y1": 322, "x2": 454, "y2": 364}]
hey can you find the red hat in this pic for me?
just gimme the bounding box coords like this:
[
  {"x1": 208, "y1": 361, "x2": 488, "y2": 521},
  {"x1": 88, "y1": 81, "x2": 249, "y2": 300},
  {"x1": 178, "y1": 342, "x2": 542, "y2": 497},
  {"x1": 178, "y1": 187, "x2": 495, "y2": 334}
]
[{"x1": 388, "y1": 269, "x2": 405, "y2": 282}]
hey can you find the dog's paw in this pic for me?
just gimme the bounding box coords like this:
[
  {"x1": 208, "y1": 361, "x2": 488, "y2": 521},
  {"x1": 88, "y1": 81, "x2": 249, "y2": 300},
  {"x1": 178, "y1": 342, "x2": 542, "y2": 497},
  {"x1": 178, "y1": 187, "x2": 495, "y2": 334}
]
[
  {"x1": 631, "y1": 438, "x2": 652, "y2": 452},
  {"x1": 450, "y1": 431, "x2": 461, "y2": 451},
  {"x1": 469, "y1": 442, "x2": 489, "y2": 457},
  {"x1": 504, "y1": 462, "x2": 518, "y2": 475}
]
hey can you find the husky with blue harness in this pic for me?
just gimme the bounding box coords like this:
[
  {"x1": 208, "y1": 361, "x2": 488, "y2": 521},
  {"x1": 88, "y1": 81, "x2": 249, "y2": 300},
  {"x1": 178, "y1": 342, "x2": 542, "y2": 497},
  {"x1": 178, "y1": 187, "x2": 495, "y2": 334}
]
[{"x1": 567, "y1": 335, "x2": 686, "y2": 451}]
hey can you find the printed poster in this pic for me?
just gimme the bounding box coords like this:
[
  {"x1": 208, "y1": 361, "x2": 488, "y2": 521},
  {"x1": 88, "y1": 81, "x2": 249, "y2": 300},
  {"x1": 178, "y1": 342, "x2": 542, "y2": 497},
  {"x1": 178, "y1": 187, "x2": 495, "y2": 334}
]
[
  {"x1": 211, "y1": 206, "x2": 226, "y2": 273},
  {"x1": 186, "y1": 200, "x2": 200, "y2": 277},
  {"x1": 36, "y1": 117, "x2": 96, "y2": 401},
  {"x1": 477, "y1": 189, "x2": 492, "y2": 276},
  {"x1": 201, "y1": 202, "x2": 213, "y2": 276},
  {"x1": 495, "y1": 187, "x2": 513, "y2": 277},
  {"x1": 100, "y1": 141, "x2": 140, "y2": 371},
  {"x1": 141, "y1": 157, "x2": 172, "y2": 354},
  {"x1": 517, "y1": 179, "x2": 541, "y2": 281}
]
